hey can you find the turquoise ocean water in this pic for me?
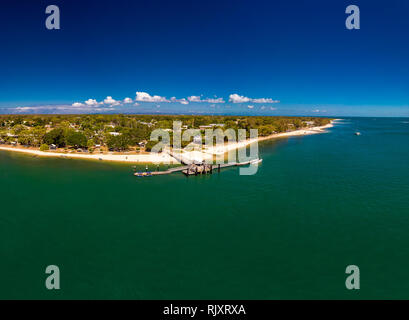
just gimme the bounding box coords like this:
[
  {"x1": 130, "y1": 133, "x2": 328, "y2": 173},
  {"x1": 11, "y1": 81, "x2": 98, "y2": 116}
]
[{"x1": 0, "y1": 117, "x2": 408, "y2": 299}]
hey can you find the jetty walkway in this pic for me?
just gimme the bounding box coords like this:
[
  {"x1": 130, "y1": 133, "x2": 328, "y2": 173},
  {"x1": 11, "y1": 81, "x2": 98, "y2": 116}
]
[{"x1": 144, "y1": 161, "x2": 252, "y2": 176}]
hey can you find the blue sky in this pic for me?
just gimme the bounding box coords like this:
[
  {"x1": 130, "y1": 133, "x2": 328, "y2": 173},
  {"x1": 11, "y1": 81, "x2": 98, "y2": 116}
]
[{"x1": 0, "y1": 0, "x2": 408, "y2": 116}]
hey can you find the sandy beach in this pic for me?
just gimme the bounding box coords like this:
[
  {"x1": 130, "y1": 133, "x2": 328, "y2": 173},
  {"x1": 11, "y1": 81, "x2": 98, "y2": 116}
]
[
  {"x1": 204, "y1": 122, "x2": 335, "y2": 155},
  {"x1": 0, "y1": 146, "x2": 180, "y2": 164},
  {"x1": 0, "y1": 121, "x2": 334, "y2": 164}
]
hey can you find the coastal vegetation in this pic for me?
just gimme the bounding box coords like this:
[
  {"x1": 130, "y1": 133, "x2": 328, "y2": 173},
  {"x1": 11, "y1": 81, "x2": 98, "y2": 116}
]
[{"x1": 0, "y1": 115, "x2": 331, "y2": 153}]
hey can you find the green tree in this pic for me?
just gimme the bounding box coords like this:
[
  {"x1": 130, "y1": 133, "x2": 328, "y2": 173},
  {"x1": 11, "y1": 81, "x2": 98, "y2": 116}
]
[
  {"x1": 65, "y1": 130, "x2": 88, "y2": 148},
  {"x1": 107, "y1": 134, "x2": 130, "y2": 151},
  {"x1": 18, "y1": 131, "x2": 34, "y2": 146},
  {"x1": 43, "y1": 128, "x2": 65, "y2": 147},
  {"x1": 40, "y1": 144, "x2": 49, "y2": 151},
  {"x1": 87, "y1": 138, "x2": 95, "y2": 149}
]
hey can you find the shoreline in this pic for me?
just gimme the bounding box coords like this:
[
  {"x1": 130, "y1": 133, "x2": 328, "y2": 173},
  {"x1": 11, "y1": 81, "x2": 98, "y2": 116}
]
[
  {"x1": 0, "y1": 121, "x2": 335, "y2": 164},
  {"x1": 203, "y1": 121, "x2": 335, "y2": 154},
  {"x1": 0, "y1": 146, "x2": 180, "y2": 164}
]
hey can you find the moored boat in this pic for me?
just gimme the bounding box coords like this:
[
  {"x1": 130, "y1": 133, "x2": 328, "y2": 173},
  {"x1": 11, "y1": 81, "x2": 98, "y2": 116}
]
[{"x1": 134, "y1": 172, "x2": 153, "y2": 177}]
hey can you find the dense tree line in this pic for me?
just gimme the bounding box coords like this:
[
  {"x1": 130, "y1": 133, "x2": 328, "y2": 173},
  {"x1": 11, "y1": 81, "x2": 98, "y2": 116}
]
[{"x1": 0, "y1": 115, "x2": 332, "y2": 151}]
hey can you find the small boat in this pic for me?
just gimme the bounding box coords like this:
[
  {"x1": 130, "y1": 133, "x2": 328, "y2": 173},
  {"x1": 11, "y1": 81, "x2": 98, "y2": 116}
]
[
  {"x1": 355, "y1": 132, "x2": 361, "y2": 136},
  {"x1": 250, "y1": 158, "x2": 263, "y2": 164},
  {"x1": 134, "y1": 172, "x2": 152, "y2": 177}
]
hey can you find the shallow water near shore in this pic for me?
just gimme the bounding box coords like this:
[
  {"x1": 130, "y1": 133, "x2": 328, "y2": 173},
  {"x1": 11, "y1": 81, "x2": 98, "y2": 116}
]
[{"x1": 1, "y1": 117, "x2": 409, "y2": 299}]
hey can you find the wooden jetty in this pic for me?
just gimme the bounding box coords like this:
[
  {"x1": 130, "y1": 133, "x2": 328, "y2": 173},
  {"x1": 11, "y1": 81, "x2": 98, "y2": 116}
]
[
  {"x1": 141, "y1": 160, "x2": 253, "y2": 177},
  {"x1": 181, "y1": 161, "x2": 251, "y2": 176}
]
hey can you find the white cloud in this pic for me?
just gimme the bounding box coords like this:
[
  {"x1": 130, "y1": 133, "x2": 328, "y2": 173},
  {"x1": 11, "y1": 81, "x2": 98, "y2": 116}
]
[
  {"x1": 229, "y1": 94, "x2": 251, "y2": 103},
  {"x1": 188, "y1": 96, "x2": 225, "y2": 103},
  {"x1": 104, "y1": 96, "x2": 120, "y2": 105},
  {"x1": 252, "y1": 98, "x2": 280, "y2": 103},
  {"x1": 187, "y1": 95, "x2": 202, "y2": 102},
  {"x1": 270, "y1": 107, "x2": 277, "y2": 111},
  {"x1": 14, "y1": 107, "x2": 36, "y2": 112},
  {"x1": 229, "y1": 93, "x2": 279, "y2": 104},
  {"x1": 73, "y1": 96, "x2": 122, "y2": 109},
  {"x1": 70, "y1": 92, "x2": 277, "y2": 111},
  {"x1": 85, "y1": 99, "x2": 99, "y2": 106},
  {"x1": 135, "y1": 91, "x2": 169, "y2": 102},
  {"x1": 248, "y1": 105, "x2": 254, "y2": 109},
  {"x1": 171, "y1": 97, "x2": 189, "y2": 104},
  {"x1": 205, "y1": 97, "x2": 225, "y2": 103},
  {"x1": 12, "y1": 104, "x2": 98, "y2": 114},
  {"x1": 95, "y1": 107, "x2": 115, "y2": 112}
]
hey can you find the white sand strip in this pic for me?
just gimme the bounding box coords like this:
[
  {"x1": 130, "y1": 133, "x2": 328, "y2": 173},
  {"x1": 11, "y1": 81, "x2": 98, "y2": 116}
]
[
  {"x1": 204, "y1": 122, "x2": 334, "y2": 155},
  {"x1": 0, "y1": 147, "x2": 180, "y2": 164}
]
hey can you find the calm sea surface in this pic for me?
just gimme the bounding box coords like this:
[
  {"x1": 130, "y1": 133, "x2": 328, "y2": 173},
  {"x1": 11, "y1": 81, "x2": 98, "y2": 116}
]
[{"x1": 1, "y1": 117, "x2": 408, "y2": 299}]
